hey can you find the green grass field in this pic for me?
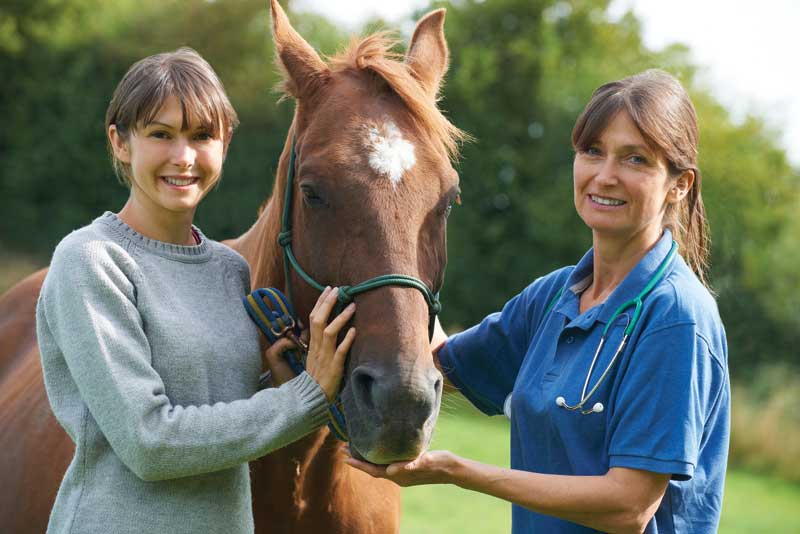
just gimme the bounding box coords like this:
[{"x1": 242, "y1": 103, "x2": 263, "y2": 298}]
[{"x1": 400, "y1": 395, "x2": 800, "y2": 534}]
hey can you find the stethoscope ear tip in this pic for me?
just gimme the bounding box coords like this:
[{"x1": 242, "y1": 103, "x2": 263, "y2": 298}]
[
  {"x1": 555, "y1": 396, "x2": 566, "y2": 407},
  {"x1": 592, "y1": 402, "x2": 604, "y2": 413}
]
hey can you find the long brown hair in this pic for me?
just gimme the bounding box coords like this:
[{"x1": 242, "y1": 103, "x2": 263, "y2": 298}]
[
  {"x1": 571, "y1": 69, "x2": 711, "y2": 288},
  {"x1": 105, "y1": 47, "x2": 239, "y2": 185}
]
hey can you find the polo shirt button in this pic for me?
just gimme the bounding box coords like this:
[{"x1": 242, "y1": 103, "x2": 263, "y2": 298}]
[{"x1": 565, "y1": 335, "x2": 574, "y2": 344}]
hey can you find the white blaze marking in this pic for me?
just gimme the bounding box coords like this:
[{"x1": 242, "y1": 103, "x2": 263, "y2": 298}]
[{"x1": 364, "y1": 121, "x2": 416, "y2": 187}]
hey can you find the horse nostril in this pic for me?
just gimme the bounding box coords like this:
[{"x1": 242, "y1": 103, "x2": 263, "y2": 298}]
[
  {"x1": 434, "y1": 377, "x2": 442, "y2": 395},
  {"x1": 428, "y1": 368, "x2": 443, "y2": 397},
  {"x1": 352, "y1": 367, "x2": 377, "y2": 412}
]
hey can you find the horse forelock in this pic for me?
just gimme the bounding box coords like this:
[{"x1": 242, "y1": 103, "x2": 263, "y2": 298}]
[
  {"x1": 274, "y1": 32, "x2": 467, "y2": 162},
  {"x1": 333, "y1": 33, "x2": 466, "y2": 160}
]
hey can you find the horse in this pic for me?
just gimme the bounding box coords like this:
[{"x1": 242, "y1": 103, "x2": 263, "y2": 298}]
[{"x1": 0, "y1": 1, "x2": 465, "y2": 532}]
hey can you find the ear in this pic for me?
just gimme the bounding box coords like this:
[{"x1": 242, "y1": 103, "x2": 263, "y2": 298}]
[
  {"x1": 405, "y1": 9, "x2": 449, "y2": 99},
  {"x1": 108, "y1": 125, "x2": 131, "y2": 164},
  {"x1": 270, "y1": 0, "x2": 330, "y2": 99},
  {"x1": 668, "y1": 169, "x2": 695, "y2": 203}
]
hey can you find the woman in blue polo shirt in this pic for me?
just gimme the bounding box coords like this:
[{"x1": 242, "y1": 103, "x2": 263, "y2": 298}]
[{"x1": 346, "y1": 69, "x2": 730, "y2": 533}]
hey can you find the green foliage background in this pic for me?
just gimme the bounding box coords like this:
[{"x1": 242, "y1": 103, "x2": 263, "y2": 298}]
[{"x1": 2, "y1": 0, "x2": 798, "y2": 379}]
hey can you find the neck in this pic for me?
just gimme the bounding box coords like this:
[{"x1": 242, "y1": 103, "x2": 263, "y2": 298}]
[
  {"x1": 585, "y1": 226, "x2": 663, "y2": 304},
  {"x1": 118, "y1": 194, "x2": 196, "y2": 245}
]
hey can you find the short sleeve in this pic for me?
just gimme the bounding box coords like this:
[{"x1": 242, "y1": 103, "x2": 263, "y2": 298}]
[
  {"x1": 607, "y1": 323, "x2": 728, "y2": 480},
  {"x1": 438, "y1": 286, "x2": 537, "y2": 416}
]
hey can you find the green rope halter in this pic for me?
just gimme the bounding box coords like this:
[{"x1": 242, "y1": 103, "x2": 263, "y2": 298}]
[{"x1": 278, "y1": 136, "x2": 442, "y2": 336}]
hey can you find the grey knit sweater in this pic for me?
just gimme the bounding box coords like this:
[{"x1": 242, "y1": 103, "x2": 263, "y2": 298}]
[{"x1": 36, "y1": 212, "x2": 329, "y2": 534}]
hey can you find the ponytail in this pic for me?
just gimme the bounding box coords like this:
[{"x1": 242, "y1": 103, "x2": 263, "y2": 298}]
[{"x1": 666, "y1": 167, "x2": 712, "y2": 290}]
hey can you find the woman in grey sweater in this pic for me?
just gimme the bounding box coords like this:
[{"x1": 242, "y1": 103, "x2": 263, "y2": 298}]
[{"x1": 35, "y1": 47, "x2": 353, "y2": 534}]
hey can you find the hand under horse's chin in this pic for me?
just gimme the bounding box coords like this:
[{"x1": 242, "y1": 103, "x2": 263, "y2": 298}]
[
  {"x1": 347, "y1": 443, "x2": 385, "y2": 466},
  {"x1": 347, "y1": 440, "x2": 426, "y2": 467}
]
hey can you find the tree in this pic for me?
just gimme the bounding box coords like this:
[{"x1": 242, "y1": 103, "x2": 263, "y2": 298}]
[
  {"x1": 2, "y1": 0, "x2": 797, "y2": 373},
  {"x1": 432, "y1": 0, "x2": 799, "y2": 372},
  {"x1": 0, "y1": 0, "x2": 345, "y2": 254}
]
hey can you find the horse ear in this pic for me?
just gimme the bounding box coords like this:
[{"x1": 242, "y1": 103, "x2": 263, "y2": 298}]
[
  {"x1": 405, "y1": 9, "x2": 449, "y2": 99},
  {"x1": 270, "y1": 0, "x2": 329, "y2": 99}
]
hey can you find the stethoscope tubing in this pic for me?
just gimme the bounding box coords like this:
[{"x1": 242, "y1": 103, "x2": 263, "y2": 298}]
[{"x1": 555, "y1": 241, "x2": 678, "y2": 416}]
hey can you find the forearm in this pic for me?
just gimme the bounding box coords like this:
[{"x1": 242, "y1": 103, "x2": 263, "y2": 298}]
[
  {"x1": 450, "y1": 458, "x2": 664, "y2": 533},
  {"x1": 119, "y1": 372, "x2": 330, "y2": 481}
]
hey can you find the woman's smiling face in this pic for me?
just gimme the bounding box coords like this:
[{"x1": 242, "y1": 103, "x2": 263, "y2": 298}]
[
  {"x1": 109, "y1": 94, "x2": 225, "y2": 217},
  {"x1": 573, "y1": 110, "x2": 677, "y2": 243}
]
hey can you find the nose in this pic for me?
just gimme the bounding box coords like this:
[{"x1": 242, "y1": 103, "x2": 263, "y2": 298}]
[
  {"x1": 593, "y1": 156, "x2": 620, "y2": 186},
  {"x1": 171, "y1": 138, "x2": 196, "y2": 168},
  {"x1": 351, "y1": 362, "x2": 442, "y2": 430}
]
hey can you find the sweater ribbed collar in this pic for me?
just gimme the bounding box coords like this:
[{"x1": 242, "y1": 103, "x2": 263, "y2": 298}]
[{"x1": 97, "y1": 211, "x2": 213, "y2": 263}]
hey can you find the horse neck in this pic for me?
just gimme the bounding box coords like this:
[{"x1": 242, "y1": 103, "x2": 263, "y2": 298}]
[
  {"x1": 251, "y1": 430, "x2": 348, "y2": 517},
  {"x1": 230, "y1": 135, "x2": 294, "y2": 291},
  {"x1": 233, "y1": 199, "x2": 284, "y2": 291}
]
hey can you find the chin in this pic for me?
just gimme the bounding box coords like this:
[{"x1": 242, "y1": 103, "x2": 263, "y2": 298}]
[{"x1": 161, "y1": 200, "x2": 201, "y2": 213}]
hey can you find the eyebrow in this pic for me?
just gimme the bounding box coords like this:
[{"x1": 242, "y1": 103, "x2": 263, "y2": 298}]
[
  {"x1": 146, "y1": 120, "x2": 210, "y2": 131},
  {"x1": 146, "y1": 121, "x2": 178, "y2": 129},
  {"x1": 617, "y1": 144, "x2": 653, "y2": 154}
]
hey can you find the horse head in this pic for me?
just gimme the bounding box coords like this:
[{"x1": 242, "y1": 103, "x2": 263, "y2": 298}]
[{"x1": 266, "y1": 0, "x2": 465, "y2": 464}]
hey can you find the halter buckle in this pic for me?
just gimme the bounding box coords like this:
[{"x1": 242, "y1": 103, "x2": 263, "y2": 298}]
[
  {"x1": 269, "y1": 315, "x2": 297, "y2": 338},
  {"x1": 284, "y1": 329, "x2": 309, "y2": 356}
]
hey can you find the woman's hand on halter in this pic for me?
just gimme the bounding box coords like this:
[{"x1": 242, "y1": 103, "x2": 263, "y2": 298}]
[
  {"x1": 306, "y1": 287, "x2": 356, "y2": 403},
  {"x1": 261, "y1": 331, "x2": 309, "y2": 387}
]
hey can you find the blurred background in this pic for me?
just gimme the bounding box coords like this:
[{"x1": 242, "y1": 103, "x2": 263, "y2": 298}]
[{"x1": 1, "y1": 0, "x2": 798, "y2": 531}]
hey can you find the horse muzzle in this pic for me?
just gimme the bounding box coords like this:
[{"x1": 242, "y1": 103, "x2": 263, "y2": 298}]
[{"x1": 344, "y1": 361, "x2": 442, "y2": 465}]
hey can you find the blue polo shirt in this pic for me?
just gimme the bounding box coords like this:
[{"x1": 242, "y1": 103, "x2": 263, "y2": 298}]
[{"x1": 439, "y1": 230, "x2": 730, "y2": 533}]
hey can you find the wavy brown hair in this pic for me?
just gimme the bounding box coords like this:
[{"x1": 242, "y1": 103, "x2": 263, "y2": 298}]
[{"x1": 571, "y1": 69, "x2": 711, "y2": 288}]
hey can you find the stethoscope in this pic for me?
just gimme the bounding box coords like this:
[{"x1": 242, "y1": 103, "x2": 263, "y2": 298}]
[{"x1": 553, "y1": 240, "x2": 678, "y2": 415}]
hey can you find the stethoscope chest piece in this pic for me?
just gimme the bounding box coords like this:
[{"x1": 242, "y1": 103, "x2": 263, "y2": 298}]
[{"x1": 555, "y1": 396, "x2": 603, "y2": 414}]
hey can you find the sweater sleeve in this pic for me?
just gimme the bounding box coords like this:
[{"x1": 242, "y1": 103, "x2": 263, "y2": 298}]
[{"x1": 38, "y1": 239, "x2": 329, "y2": 481}]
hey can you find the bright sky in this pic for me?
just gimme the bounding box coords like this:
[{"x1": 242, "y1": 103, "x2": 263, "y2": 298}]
[{"x1": 294, "y1": 0, "x2": 800, "y2": 165}]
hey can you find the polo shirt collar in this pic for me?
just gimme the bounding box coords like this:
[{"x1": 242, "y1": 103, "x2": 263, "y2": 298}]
[{"x1": 557, "y1": 229, "x2": 676, "y2": 326}]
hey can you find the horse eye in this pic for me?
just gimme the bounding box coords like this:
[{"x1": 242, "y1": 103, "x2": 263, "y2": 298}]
[
  {"x1": 444, "y1": 193, "x2": 461, "y2": 218},
  {"x1": 300, "y1": 185, "x2": 325, "y2": 207}
]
